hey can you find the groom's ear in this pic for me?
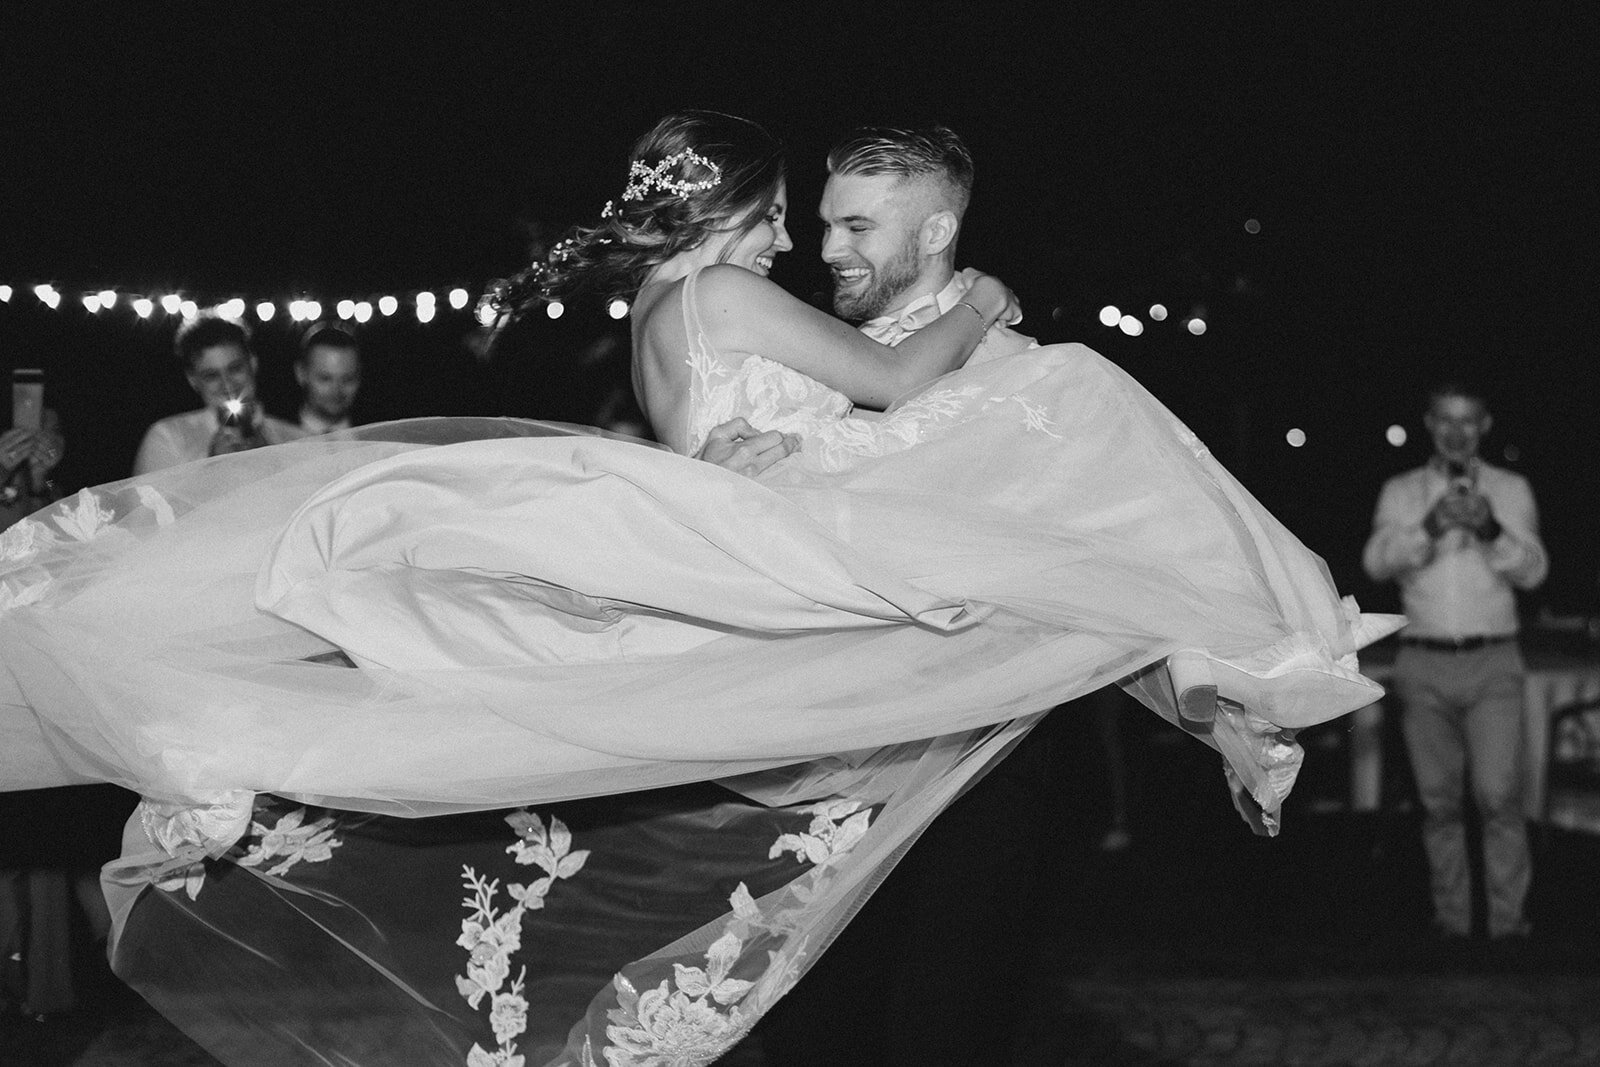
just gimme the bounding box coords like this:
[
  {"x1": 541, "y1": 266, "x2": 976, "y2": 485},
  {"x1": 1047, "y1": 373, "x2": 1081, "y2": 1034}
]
[{"x1": 919, "y1": 211, "x2": 959, "y2": 256}]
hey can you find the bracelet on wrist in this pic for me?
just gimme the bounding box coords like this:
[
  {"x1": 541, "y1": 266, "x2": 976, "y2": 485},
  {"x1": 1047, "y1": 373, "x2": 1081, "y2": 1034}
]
[{"x1": 954, "y1": 300, "x2": 989, "y2": 331}]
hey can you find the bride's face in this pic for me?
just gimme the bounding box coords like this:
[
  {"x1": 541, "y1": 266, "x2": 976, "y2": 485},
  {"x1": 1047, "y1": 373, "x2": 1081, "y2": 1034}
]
[{"x1": 717, "y1": 181, "x2": 793, "y2": 278}]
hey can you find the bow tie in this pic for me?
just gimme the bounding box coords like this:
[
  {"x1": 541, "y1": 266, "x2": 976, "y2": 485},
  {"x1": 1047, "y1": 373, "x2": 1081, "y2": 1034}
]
[{"x1": 861, "y1": 296, "x2": 943, "y2": 343}]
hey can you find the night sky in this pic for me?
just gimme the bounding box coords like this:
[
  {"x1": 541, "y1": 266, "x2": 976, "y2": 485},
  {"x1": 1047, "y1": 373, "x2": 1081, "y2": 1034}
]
[{"x1": 2, "y1": 3, "x2": 1593, "y2": 611}]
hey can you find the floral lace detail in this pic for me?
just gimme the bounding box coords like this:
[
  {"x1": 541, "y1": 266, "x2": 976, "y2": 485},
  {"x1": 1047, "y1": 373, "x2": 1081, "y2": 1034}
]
[
  {"x1": 238, "y1": 807, "x2": 342, "y2": 877},
  {"x1": 585, "y1": 797, "x2": 873, "y2": 1065},
  {"x1": 145, "y1": 798, "x2": 339, "y2": 901},
  {"x1": 51, "y1": 488, "x2": 118, "y2": 542},
  {"x1": 457, "y1": 810, "x2": 591, "y2": 1066},
  {"x1": 0, "y1": 516, "x2": 56, "y2": 565},
  {"x1": 768, "y1": 798, "x2": 871, "y2": 868},
  {"x1": 990, "y1": 394, "x2": 1064, "y2": 439}
]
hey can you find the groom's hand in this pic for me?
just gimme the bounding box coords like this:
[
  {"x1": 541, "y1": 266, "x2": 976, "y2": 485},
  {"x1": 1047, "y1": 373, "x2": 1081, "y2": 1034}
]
[{"x1": 696, "y1": 418, "x2": 800, "y2": 479}]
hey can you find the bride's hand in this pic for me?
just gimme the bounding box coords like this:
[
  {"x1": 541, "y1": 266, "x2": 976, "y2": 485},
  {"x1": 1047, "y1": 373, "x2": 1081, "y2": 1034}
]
[
  {"x1": 959, "y1": 268, "x2": 1023, "y2": 329},
  {"x1": 695, "y1": 418, "x2": 801, "y2": 478}
]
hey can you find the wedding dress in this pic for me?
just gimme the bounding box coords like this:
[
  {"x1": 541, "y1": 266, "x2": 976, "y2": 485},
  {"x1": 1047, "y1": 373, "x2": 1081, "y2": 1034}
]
[{"x1": 0, "y1": 270, "x2": 1399, "y2": 1065}]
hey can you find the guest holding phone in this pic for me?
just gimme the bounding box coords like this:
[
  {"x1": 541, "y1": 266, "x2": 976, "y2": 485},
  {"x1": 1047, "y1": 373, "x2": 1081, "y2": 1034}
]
[{"x1": 132, "y1": 313, "x2": 306, "y2": 476}]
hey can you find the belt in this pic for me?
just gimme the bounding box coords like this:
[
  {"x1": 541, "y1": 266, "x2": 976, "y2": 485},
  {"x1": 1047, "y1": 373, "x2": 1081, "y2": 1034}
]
[{"x1": 1399, "y1": 634, "x2": 1517, "y2": 653}]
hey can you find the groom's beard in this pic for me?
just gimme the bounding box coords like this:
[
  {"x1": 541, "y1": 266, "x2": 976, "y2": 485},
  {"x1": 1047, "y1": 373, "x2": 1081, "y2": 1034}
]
[{"x1": 831, "y1": 235, "x2": 922, "y2": 322}]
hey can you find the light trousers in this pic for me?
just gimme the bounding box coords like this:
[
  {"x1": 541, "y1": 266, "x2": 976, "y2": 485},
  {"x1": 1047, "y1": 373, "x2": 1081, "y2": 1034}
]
[{"x1": 1394, "y1": 643, "x2": 1530, "y2": 937}]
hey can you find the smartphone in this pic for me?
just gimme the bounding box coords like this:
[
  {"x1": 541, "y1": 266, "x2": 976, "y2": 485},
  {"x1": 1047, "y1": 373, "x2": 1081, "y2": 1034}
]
[{"x1": 12, "y1": 368, "x2": 43, "y2": 431}]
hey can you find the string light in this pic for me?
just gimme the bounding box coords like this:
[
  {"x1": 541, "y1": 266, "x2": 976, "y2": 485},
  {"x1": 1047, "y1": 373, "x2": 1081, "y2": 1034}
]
[
  {"x1": 1148, "y1": 303, "x2": 1167, "y2": 321},
  {"x1": 1, "y1": 277, "x2": 625, "y2": 329},
  {"x1": 1286, "y1": 428, "x2": 1306, "y2": 448},
  {"x1": 1098, "y1": 305, "x2": 1121, "y2": 327},
  {"x1": 1117, "y1": 314, "x2": 1143, "y2": 337},
  {"x1": 1386, "y1": 425, "x2": 1407, "y2": 447},
  {"x1": 1186, "y1": 317, "x2": 1207, "y2": 336}
]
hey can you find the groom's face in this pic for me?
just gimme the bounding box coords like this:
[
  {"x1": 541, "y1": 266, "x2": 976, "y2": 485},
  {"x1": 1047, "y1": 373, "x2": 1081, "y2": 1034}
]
[{"x1": 819, "y1": 172, "x2": 928, "y2": 322}]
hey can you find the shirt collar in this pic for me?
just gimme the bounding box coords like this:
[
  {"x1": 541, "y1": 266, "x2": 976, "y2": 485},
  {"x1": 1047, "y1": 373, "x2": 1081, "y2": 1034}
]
[
  {"x1": 300, "y1": 409, "x2": 351, "y2": 435},
  {"x1": 859, "y1": 275, "x2": 968, "y2": 342}
]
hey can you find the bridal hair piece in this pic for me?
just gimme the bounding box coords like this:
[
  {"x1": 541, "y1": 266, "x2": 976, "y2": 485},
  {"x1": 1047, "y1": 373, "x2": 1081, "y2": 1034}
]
[
  {"x1": 491, "y1": 110, "x2": 784, "y2": 316},
  {"x1": 623, "y1": 149, "x2": 724, "y2": 202}
]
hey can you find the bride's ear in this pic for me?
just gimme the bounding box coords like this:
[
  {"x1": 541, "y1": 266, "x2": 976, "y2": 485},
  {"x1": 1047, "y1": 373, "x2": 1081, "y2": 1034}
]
[{"x1": 920, "y1": 211, "x2": 959, "y2": 256}]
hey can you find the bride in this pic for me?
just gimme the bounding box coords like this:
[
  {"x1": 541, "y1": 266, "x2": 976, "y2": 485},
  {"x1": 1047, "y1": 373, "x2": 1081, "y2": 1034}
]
[{"x1": 0, "y1": 111, "x2": 1397, "y2": 1066}]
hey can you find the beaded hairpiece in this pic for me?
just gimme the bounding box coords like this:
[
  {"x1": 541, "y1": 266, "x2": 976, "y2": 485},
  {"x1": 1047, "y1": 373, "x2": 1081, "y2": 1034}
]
[{"x1": 602, "y1": 149, "x2": 723, "y2": 217}]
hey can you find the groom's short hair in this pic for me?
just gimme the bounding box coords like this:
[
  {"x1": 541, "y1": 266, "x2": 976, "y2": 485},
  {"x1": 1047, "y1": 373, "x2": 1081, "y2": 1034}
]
[{"x1": 826, "y1": 126, "x2": 974, "y2": 218}]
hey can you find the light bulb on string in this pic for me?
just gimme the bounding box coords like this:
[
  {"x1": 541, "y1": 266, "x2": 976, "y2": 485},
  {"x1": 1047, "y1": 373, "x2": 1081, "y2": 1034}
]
[
  {"x1": 160, "y1": 294, "x2": 182, "y2": 315},
  {"x1": 97, "y1": 289, "x2": 117, "y2": 309},
  {"x1": 0, "y1": 285, "x2": 12, "y2": 302},
  {"x1": 336, "y1": 300, "x2": 355, "y2": 321},
  {"x1": 256, "y1": 301, "x2": 275, "y2": 322},
  {"x1": 179, "y1": 300, "x2": 199, "y2": 319},
  {"x1": 305, "y1": 300, "x2": 322, "y2": 322},
  {"x1": 133, "y1": 297, "x2": 154, "y2": 318},
  {"x1": 83, "y1": 293, "x2": 103, "y2": 313},
  {"x1": 379, "y1": 295, "x2": 398, "y2": 317},
  {"x1": 449, "y1": 288, "x2": 469, "y2": 310},
  {"x1": 608, "y1": 299, "x2": 630, "y2": 320},
  {"x1": 1098, "y1": 305, "x2": 1120, "y2": 327},
  {"x1": 546, "y1": 300, "x2": 565, "y2": 320},
  {"x1": 1148, "y1": 303, "x2": 1167, "y2": 322},
  {"x1": 354, "y1": 301, "x2": 374, "y2": 324},
  {"x1": 1118, "y1": 314, "x2": 1143, "y2": 337},
  {"x1": 417, "y1": 303, "x2": 436, "y2": 324}
]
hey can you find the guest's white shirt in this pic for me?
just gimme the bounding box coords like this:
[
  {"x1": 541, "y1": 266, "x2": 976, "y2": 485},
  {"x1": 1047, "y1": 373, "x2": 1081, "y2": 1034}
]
[
  {"x1": 1362, "y1": 457, "x2": 1547, "y2": 638},
  {"x1": 299, "y1": 409, "x2": 353, "y2": 436},
  {"x1": 133, "y1": 407, "x2": 308, "y2": 476}
]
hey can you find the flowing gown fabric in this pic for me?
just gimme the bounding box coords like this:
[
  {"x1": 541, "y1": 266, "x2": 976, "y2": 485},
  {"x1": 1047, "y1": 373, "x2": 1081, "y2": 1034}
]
[{"x1": 0, "y1": 273, "x2": 1398, "y2": 1065}]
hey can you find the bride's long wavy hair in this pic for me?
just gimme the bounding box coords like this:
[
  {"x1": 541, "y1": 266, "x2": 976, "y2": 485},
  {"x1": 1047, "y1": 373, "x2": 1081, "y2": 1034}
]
[{"x1": 491, "y1": 111, "x2": 786, "y2": 315}]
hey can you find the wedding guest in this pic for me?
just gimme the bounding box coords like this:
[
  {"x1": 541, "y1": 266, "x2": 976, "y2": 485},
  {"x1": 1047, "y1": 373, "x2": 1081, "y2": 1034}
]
[
  {"x1": 1362, "y1": 381, "x2": 1547, "y2": 945},
  {"x1": 132, "y1": 313, "x2": 306, "y2": 475},
  {"x1": 295, "y1": 325, "x2": 363, "y2": 434}
]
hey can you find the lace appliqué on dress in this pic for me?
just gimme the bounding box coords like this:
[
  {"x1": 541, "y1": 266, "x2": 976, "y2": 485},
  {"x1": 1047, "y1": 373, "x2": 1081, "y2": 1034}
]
[{"x1": 459, "y1": 810, "x2": 592, "y2": 1067}]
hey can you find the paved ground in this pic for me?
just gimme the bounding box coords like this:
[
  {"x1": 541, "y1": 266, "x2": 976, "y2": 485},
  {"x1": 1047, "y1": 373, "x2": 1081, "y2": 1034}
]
[{"x1": 5, "y1": 712, "x2": 1600, "y2": 1066}]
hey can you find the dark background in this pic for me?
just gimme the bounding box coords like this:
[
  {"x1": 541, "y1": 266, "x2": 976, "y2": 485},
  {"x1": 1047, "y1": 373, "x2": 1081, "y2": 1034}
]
[{"x1": 2, "y1": 2, "x2": 1594, "y2": 617}]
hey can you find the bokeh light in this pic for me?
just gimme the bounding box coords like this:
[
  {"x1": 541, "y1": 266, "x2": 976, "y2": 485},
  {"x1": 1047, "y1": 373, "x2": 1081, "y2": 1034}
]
[
  {"x1": 607, "y1": 299, "x2": 630, "y2": 320},
  {"x1": 379, "y1": 295, "x2": 398, "y2": 317},
  {"x1": 354, "y1": 301, "x2": 374, "y2": 324},
  {"x1": 1118, "y1": 314, "x2": 1143, "y2": 336},
  {"x1": 336, "y1": 299, "x2": 356, "y2": 320},
  {"x1": 97, "y1": 289, "x2": 118, "y2": 309},
  {"x1": 256, "y1": 301, "x2": 275, "y2": 321},
  {"x1": 160, "y1": 294, "x2": 182, "y2": 315},
  {"x1": 1148, "y1": 303, "x2": 1167, "y2": 321},
  {"x1": 1286, "y1": 428, "x2": 1307, "y2": 448},
  {"x1": 1186, "y1": 317, "x2": 1207, "y2": 336},
  {"x1": 1385, "y1": 424, "x2": 1407, "y2": 447},
  {"x1": 132, "y1": 297, "x2": 154, "y2": 318},
  {"x1": 1098, "y1": 305, "x2": 1121, "y2": 327},
  {"x1": 546, "y1": 300, "x2": 565, "y2": 320},
  {"x1": 449, "y1": 287, "x2": 470, "y2": 310}
]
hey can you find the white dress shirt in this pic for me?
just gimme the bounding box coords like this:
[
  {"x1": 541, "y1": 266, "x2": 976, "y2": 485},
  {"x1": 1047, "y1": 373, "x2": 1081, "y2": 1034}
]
[
  {"x1": 1362, "y1": 458, "x2": 1547, "y2": 638},
  {"x1": 133, "y1": 407, "x2": 308, "y2": 476}
]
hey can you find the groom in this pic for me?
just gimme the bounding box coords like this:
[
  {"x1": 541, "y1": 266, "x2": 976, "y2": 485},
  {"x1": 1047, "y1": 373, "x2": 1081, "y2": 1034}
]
[{"x1": 755, "y1": 125, "x2": 1068, "y2": 1066}]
